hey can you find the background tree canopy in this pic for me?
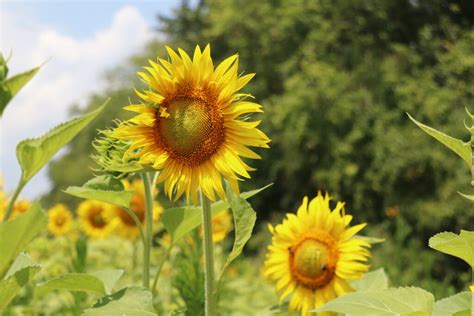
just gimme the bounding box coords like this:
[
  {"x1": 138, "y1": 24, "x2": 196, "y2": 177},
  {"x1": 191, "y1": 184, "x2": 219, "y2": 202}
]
[{"x1": 45, "y1": 0, "x2": 474, "y2": 298}]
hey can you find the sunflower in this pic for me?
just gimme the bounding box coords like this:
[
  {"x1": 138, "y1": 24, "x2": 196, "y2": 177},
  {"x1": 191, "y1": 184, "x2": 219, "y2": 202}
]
[
  {"x1": 113, "y1": 45, "x2": 270, "y2": 204},
  {"x1": 77, "y1": 200, "x2": 116, "y2": 239},
  {"x1": 3, "y1": 198, "x2": 32, "y2": 220},
  {"x1": 263, "y1": 192, "x2": 371, "y2": 315},
  {"x1": 109, "y1": 179, "x2": 163, "y2": 239},
  {"x1": 201, "y1": 209, "x2": 233, "y2": 243},
  {"x1": 47, "y1": 203, "x2": 73, "y2": 236}
]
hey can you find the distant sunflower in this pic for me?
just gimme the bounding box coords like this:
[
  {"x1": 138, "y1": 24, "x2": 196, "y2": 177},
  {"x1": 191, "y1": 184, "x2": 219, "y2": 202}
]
[
  {"x1": 78, "y1": 200, "x2": 116, "y2": 239},
  {"x1": 47, "y1": 204, "x2": 73, "y2": 236},
  {"x1": 113, "y1": 45, "x2": 270, "y2": 204},
  {"x1": 9, "y1": 199, "x2": 31, "y2": 219},
  {"x1": 263, "y1": 192, "x2": 371, "y2": 315},
  {"x1": 109, "y1": 179, "x2": 163, "y2": 239},
  {"x1": 200, "y1": 209, "x2": 233, "y2": 243}
]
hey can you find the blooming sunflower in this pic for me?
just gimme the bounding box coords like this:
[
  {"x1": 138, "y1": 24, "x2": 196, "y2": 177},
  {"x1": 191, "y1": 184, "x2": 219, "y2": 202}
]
[
  {"x1": 113, "y1": 45, "x2": 270, "y2": 204},
  {"x1": 108, "y1": 179, "x2": 163, "y2": 239},
  {"x1": 47, "y1": 203, "x2": 73, "y2": 236},
  {"x1": 263, "y1": 192, "x2": 371, "y2": 315},
  {"x1": 3, "y1": 198, "x2": 32, "y2": 220},
  {"x1": 77, "y1": 200, "x2": 116, "y2": 239}
]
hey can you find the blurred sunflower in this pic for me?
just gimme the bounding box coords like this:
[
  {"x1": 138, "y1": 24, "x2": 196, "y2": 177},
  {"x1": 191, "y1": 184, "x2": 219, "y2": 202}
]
[
  {"x1": 78, "y1": 200, "x2": 116, "y2": 239},
  {"x1": 3, "y1": 198, "x2": 32, "y2": 220},
  {"x1": 202, "y1": 209, "x2": 233, "y2": 243},
  {"x1": 113, "y1": 44, "x2": 270, "y2": 204},
  {"x1": 47, "y1": 203, "x2": 73, "y2": 236},
  {"x1": 263, "y1": 192, "x2": 371, "y2": 315},
  {"x1": 108, "y1": 179, "x2": 163, "y2": 239}
]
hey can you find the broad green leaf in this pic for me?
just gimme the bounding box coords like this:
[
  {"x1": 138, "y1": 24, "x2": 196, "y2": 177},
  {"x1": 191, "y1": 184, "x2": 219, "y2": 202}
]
[
  {"x1": 64, "y1": 175, "x2": 134, "y2": 208},
  {"x1": 458, "y1": 191, "x2": 474, "y2": 203},
  {"x1": 90, "y1": 269, "x2": 124, "y2": 295},
  {"x1": 355, "y1": 235, "x2": 386, "y2": 244},
  {"x1": 0, "y1": 254, "x2": 41, "y2": 310},
  {"x1": 407, "y1": 113, "x2": 471, "y2": 168},
  {"x1": 83, "y1": 286, "x2": 156, "y2": 316},
  {"x1": 162, "y1": 184, "x2": 272, "y2": 243},
  {"x1": 0, "y1": 202, "x2": 47, "y2": 278},
  {"x1": 16, "y1": 99, "x2": 109, "y2": 185},
  {"x1": 0, "y1": 64, "x2": 41, "y2": 116},
  {"x1": 36, "y1": 273, "x2": 106, "y2": 297},
  {"x1": 0, "y1": 53, "x2": 8, "y2": 81},
  {"x1": 313, "y1": 286, "x2": 435, "y2": 316},
  {"x1": 432, "y1": 292, "x2": 472, "y2": 316},
  {"x1": 219, "y1": 185, "x2": 256, "y2": 278},
  {"x1": 352, "y1": 268, "x2": 389, "y2": 291},
  {"x1": 429, "y1": 230, "x2": 474, "y2": 268}
]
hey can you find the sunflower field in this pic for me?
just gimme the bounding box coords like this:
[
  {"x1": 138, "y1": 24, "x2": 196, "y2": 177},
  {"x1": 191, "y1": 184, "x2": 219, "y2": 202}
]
[{"x1": 0, "y1": 0, "x2": 473, "y2": 315}]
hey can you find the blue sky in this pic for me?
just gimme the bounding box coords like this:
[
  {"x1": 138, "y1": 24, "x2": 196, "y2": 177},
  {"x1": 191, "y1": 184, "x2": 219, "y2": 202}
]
[{"x1": 0, "y1": 1, "x2": 182, "y2": 199}]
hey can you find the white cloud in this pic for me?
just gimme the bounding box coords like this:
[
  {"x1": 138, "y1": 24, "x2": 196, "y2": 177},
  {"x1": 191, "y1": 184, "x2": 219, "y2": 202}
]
[{"x1": 0, "y1": 5, "x2": 154, "y2": 199}]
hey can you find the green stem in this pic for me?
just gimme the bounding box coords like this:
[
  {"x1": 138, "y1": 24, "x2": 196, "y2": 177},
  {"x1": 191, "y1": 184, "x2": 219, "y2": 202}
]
[
  {"x1": 201, "y1": 192, "x2": 215, "y2": 316},
  {"x1": 2, "y1": 181, "x2": 24, "y2": 222},
  {"x1": 151, "y1": 245, "x2": 172, "y2": 296},
  {"x1": 141, "y1": 172, "x2": 154, "y2": 289}
]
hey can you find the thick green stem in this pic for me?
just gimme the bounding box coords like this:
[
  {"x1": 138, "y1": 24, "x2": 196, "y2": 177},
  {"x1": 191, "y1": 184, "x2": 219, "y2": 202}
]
[
  {"x1": 201, "y1": 192, "x2": 215, "y2": 316},
  {"x1": 141, "y1": 173, "x2": 154, "y2": 289},
  {"x1": 2, "y1": 182, "x2": 24, "y2": 222}
]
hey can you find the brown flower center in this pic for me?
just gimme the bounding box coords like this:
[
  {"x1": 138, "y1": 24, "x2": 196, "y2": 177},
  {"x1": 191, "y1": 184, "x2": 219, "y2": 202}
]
[
  {"x1": 88, "y1": 208, "x2": 106, "y2": 228},
  {"x1": 289, "y1": 232, "x2": 338, "y2": 289},
  {"x1": 155, "y1": 96, "x2": 225, "y2": 165}
]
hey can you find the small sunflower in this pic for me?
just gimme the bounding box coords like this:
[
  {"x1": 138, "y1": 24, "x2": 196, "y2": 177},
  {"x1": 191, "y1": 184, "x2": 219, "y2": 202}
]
[
  {"x1": 77, "y1": 200, "x2": 116, "y2": 239},
  {"x1": 4, "y1": 198, "x2": 32, "y2": 220},
  {"x1": 263, "y1": 192, "x2": 371, "y2": 315},
  {"x1": 47, "y1": 203, "x2": 73, "y2": 236},
  {"x1": 113, "y1": 45, "x2": 270, "y2": 204},
  {"x1": 109, "y1": 179, "x2": 163, "y2": 239}
]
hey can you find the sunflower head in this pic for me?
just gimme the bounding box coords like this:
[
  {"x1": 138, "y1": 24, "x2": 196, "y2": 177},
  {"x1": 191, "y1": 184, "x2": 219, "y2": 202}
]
[
  {"x1": 113, "y1": 45, "x2": 270, "y2": 204},
  {"x1": 47, "y1": 203, "x2": 73, "y2": 237},
  {"x1": 77, "y1": 200, "x2": 116, "y2": 239},
  {"x1": 263, "y1": 192, "x2": 371, "y2": 315},
  {"x1": 108, "y1": 179, "x2": 163, "y2": 239},
  {"x1": 3, "y1": 198, "x2": 32, "y2": 220}
]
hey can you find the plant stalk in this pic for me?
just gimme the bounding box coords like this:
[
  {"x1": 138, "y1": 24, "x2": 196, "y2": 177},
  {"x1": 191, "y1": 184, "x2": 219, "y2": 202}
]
[
  {"x1": 201, "y1": 192, "x2": 215, "y2": 316},
  {"x1": 141, "y1": 172, "x2": 154, "y2": 289},
  {"x1": 2, "y1": 181, "x2": 24, "y2": 222}
]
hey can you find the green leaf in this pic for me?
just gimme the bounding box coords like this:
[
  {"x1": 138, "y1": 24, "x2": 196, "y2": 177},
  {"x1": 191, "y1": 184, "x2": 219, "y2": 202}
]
[
  {"x1": 351, "y1": 268, "x2": 389, "y2": 291},
  {"x1": 313, "y1": 286, "x2": 434, "y2": 316},
  {"x1": 83, "y1": 286, "x2": 157, "y2": 316},
  {"x1": 0, "y1": 53, "x2": 8, "y2": 81},
  {"x1": 429, "y1": 230, "x2": 474, "y2": 268},
  {"x1": 0, "y1": 202, "x2": 48, "y2": 278},
  {"x1": 36, "y1": 273, "x2": 106, "y2": 297},
  {"x1": 162, "y1": 184, "x2": 272, "y2": 243},
  {"x1": 0, "y1": 254, "x2": 41, "y2": 310},
  {"x1": 407, "y1": 113, "x2": 471, "y2": 168},
  {"x1": 458, "y1": 191, "x2": 474, "y2": 203},
  {"x1": 219, "y1": 185, "x2": 257, "y2": 278},
  {"x1": 0, "y1": 65, "x2": 41, "y2": 116},
  {"x1": 433, "y1": 292, "x2": 472, "y2": 316},
  {"x1": 16, "y1": 99, "x2": 109, "y2": 185},
  {"x1": 64, "y1": 175, "x2": 134, "y2": 208},
  {"x1": 36, "y1": 269, "x2": 124, "y2": 298}
]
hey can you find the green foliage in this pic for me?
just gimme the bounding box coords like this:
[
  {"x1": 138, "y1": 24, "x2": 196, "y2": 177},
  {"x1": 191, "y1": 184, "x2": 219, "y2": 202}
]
[
  {"x1": 0, "y1": 54, "x2": 41, "y2": 116},
  {"x1": 432, "y1": 292, "x2": 472, "y2": 316},
  {"x1": 83, "y1": 286, "x2": 156, "y2": 316},
  {"x1": 351, "y1": 268, "x2": 389, "y2": 291},
  {"x1": 313, "y1": 286, "x2": 435, "y2": 315},
  {"x1": 65, "y1": 175, "x2": 134, "y2": 209},
  {"x1": 219, "y1": 185, "x2": 256, "y2": 279},
  {"x1": 0, "y1": 254, "x2": 40, "y2": 311},
  {"x1": 161, "y1": 184, "x2": 271, "y2": 244},
  {"x1": 407, "y1": 113, "x2": 471, "y2": 169},
  {"x1": 16, "y1": 99, "x2": 109, "y2": 186},
  {"x1": 36, "y1": 269, "x2": 123, "y2": 297},
  {"x1": 0, "y1": 202, "x2": 47, "y2": 279},
  {"x1": 429, "y1": 230, "x2": 474, "y2": 268}
]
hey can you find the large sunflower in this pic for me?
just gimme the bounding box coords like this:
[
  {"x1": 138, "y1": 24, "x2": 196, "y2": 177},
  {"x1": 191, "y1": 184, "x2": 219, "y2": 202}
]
[
  {"x1": 113, "y1": 45, "x2": 270, "y2": 203},
  {"x1": 78, "y1": 200, "x2": 116, "y2": 239},
  {"x1": 47, "y1": 203, "x2": 73, "y2": 236},
  {"x1": 263, "y1": 192, "x2": 371, "y2": 315},
  {"x1": 108, "y1": 179, "x2": 163, "y2": 239}
]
